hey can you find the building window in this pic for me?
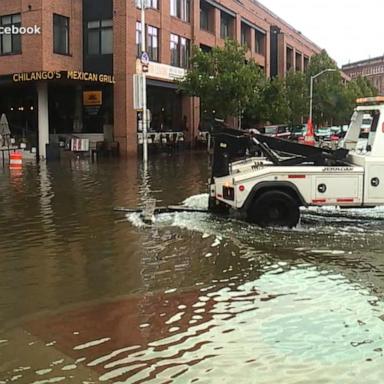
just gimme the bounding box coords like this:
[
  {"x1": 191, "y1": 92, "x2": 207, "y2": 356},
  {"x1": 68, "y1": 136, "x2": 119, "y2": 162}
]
[
  {"x1": 147, "y1": 26, "x2": 159, "y2": 62},
  {"x1": 146, "y1": 0, "x2": 159, "y2": 9},
  {"x1": 0, "y1": 13, "x2": 21, "y2": 55},
  {"x1": 286, "y1": 46, "x2": 293, "y2": 71},
  {"x1": 200, "y1": 44, "x2": 212, "y2": 53},
  {"x1": 295, "y1": 52, "x2": 302, "y2": 71},
  {"x1": 200, "y1": 4, "x2": 211, "y2": 32},
  {"x1": 241, "y1": 24, "x2": 251, "y2": 50},
  {"x1": 304, "y1": 56, "x2": 309, "y2": 72},
  {"x1": 136, "y1": 21, "x2": 142, "y2": 57},
  {"x1": 170, "y1": 0, "x2": 190, "y2": 22},
  {"x1": 53, "y1": 14, "x2": 69, "y2": 55},
  {"x1": 220, "y1": 12, "x2": 233, "y2": 39},
  {"x1": 170, "y1": 33, "x2": 190, "y2": 68},
  {"x1": 87, "y1": 19, "x2": 113, "y2": 55},
  {"x1": 136, "y1": 23, "x2": 159, "y2": 62},
  {"x1": 136, "y1": 0, "x2": 159, "y2": 10},
  {"x1": 255, "y1": 30, "x2": 265, "y2": 55}
]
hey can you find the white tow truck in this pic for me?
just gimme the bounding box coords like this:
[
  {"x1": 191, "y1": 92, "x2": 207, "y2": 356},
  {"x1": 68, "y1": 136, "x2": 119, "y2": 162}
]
[{"x1": 209, "y1": 96, "x2": 384, "y2": 227}]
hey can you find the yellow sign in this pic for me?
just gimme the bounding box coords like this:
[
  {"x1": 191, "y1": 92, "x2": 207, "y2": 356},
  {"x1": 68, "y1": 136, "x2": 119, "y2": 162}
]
[
  {"x1": 83, "y1": 91, "x2": 103, "y2": 106},
  {"x1": 12, "y1": 71, "x2": 115, "y2": 84}
]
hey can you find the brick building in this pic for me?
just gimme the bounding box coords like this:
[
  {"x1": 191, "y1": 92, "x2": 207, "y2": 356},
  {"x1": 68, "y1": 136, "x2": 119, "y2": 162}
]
[
  {"x1": 342, "y1": 56, "x2": 384, "y2": 96},
  {"x1": 0, "y1": 0, "x2": 321, "y2": 158}
]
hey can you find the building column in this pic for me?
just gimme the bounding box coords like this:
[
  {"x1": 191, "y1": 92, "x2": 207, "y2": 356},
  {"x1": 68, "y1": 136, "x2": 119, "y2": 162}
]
[
  {"x1": 37, "y1": 82, "x2": 49, "y2": 160},
  {"x1": 182, "y1": 96, "x2": 200, "y2": 145},
  {"x1": 73, "y1": 86, "x2": 83, "y2": 133},
  {"x1": 235, "y1": 14, "x2": 241, "y2": 43},
  {"x1": 214, "y1": 8, "x2": 221, "y2": 44},
  {"x1": 191, "y1": 0, "x2": 200, "y2": 45},
  {"x1": 250, "y1": 28, "x2": 255, "y2": 54},
  {"x1": 114, "y1": 0, "x2": 137, "y2": 157}
]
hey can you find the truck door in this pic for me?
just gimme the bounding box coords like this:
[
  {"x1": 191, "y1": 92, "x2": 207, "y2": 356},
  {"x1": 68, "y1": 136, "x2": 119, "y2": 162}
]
[
  {"x1": 312, "y1": 173, "x2": 363, "y2": 205},
  {"x1": 364, "y1": 162, "x2": 384, "y2": 205}
]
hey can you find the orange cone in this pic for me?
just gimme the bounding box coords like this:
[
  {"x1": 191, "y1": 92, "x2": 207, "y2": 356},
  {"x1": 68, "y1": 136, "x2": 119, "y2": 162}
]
[{"x1": 304, "y1": 118, "x2": 316, "y2": 146}]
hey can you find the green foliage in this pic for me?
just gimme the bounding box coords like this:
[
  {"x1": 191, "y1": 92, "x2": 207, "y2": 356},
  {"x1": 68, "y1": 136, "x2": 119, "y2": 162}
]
[
  {"x1": 285, "y1": 70, "x2": 307, "y2": 125},
  {"x1": 179, "y1": 45, "x2": 379, "y2": 128},
  {"x1": 179, "y1": 40, "x2": 265, "y2": 121}
]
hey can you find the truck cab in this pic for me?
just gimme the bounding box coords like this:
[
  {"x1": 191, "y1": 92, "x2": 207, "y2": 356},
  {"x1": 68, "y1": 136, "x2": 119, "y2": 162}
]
[{"x1": 209, "y1": 97, "x2": 384, "y2": 227}]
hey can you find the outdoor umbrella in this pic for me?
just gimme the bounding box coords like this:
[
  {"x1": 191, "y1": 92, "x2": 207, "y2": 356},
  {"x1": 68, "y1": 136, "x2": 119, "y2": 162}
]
[{"x1": 0, "y1": 113, "x2": 11, "y2": 147}]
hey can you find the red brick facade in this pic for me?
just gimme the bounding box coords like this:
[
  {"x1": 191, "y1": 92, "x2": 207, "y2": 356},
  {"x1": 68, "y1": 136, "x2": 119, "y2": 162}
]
[
  {"x1": 342, "y1": 56, "x2": 384, "y2": 96},
  {"x1": 0, "y1": 0, "x2": 321, "y2": 156}
]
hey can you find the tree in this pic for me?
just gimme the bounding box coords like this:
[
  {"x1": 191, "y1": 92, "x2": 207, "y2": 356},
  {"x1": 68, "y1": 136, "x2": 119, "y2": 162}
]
[
  {"x1": 306, "y1": 50, "x2": 344, "y2": 126},
  {"x1": 261, "y1": 76, "x2": 289, "y2": 124},
  {"x1": 285, "y1": 70, "x2": 307, "y2": 126},
  {"x1": 178, "y1": 40, "x2": 265, "y2": 123}
]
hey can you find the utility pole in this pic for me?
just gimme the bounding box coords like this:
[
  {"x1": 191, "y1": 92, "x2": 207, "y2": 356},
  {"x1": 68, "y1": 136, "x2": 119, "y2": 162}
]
[{"x1": 140, "y1": 0, "x2": 148, "y2": 164}]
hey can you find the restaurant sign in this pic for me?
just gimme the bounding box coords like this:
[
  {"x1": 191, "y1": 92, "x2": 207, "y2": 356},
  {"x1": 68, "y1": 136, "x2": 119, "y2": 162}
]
[
  {"x1": 11, "y1": 71, "x2": 115, "y2": 84},
  {"x1": 136, "y1": 60, "x2": 186, "y2": 81}
]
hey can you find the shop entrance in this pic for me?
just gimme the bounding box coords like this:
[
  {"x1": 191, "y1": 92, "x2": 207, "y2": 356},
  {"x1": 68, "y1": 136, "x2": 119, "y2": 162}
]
[
  {"x1": 147, "y1": 83, "x2": 182, "y2": 132},
  {"x1": 0, "y1": 85, "x2": 38, "y2": 149}
]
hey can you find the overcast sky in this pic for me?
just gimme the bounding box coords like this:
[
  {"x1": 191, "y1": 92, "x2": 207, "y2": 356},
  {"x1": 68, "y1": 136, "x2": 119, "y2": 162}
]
[{"x1": 259, "y1": 0, "x2": 384, "y2": 67}]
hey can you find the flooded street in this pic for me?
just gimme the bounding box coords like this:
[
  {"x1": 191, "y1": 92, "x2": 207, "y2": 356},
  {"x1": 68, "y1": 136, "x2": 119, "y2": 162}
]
[{"x1": 1, "y1": 152, "x2": 384, "y2": 383}]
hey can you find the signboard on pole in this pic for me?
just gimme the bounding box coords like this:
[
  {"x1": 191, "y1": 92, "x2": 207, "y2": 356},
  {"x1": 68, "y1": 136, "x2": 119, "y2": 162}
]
[{"x1": 133, "y1": 74, "x2": 144, "y2": 110}]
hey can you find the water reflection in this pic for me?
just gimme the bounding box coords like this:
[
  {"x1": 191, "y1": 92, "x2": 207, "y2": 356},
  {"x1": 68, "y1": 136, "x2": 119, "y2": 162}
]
[{"x1": 0, "y1": 153, "x2": 384, "y2": 383}]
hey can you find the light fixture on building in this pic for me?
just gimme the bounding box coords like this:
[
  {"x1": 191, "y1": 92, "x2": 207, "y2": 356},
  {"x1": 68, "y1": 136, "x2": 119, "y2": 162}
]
[{"x1": 30, "y1": 106, "x2": 34, "y2": 111}]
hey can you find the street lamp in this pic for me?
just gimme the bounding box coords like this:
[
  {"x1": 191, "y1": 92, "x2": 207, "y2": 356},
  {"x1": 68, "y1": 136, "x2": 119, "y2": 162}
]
[
  {"x1": 309, "y1": 68, "x2": 337, "y2": 124},
  {"x1": 140, "y1": 0, "x2": 148, "y2": 164}
]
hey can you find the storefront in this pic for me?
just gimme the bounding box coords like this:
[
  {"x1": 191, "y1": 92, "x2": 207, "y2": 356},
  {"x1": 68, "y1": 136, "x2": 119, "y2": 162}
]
[
  {"x1": 0, "y1": 70, "x2": 114, "y2": 158},
  {"x1": 136, "y1": 60, "x2": 198, "y2": 150}
]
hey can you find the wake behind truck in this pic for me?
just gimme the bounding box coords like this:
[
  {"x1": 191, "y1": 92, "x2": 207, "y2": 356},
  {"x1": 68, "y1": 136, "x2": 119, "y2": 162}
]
[{"x1": 209, "y1": 97, "x2": 384, "y2": 227}]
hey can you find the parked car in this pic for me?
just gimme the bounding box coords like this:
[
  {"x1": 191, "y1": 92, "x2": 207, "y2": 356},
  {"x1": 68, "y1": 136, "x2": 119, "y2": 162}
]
[
  {"x1": 289, "y1": 124, "x2": 307, "y2": 141},
  {"x1": 260, "y1": 125, "x2": 291, "y2": 139}
]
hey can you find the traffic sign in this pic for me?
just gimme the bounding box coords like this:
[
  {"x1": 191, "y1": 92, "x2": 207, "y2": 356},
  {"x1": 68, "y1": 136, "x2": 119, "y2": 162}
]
[{"x1": 140, "y1": 52, "x2": 150, "y2": 66}]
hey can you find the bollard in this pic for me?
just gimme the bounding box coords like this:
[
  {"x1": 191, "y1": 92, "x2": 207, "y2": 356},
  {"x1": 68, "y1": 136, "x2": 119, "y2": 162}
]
[{"x1": 9, "y1": 152, "x2": 23, "y2": 170}]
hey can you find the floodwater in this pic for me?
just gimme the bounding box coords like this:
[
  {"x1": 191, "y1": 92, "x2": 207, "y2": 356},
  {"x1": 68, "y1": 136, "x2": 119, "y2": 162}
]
[{"x1": 0, "y1": 152, "x2": 384, "y2": 384}]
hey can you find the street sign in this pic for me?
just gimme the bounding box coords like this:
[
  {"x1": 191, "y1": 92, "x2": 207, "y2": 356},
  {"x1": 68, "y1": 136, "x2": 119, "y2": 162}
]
[{"x1": 140, "y1": 52, "x2": 150, "y2": 66}]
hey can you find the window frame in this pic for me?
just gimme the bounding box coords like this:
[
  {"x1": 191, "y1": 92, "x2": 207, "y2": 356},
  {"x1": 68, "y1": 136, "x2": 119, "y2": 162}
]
[
  {"x1": 220, "y1": 12, "x2": 232, "y2": 39},
  {"x1": 53, "y1": 13, "x2": 70, "y2": 55},
  {"x1": 170, "y1": 0, "x2": 190, "y2": 22},
  {"x1": 86, "y1": 18, "x2": 113, "y2": 56},
  {"x1": 170, "y1": 33, "x2": 190, "y2": 68},
  {"x1": 147, "y1": 25, "x2": 159, "y2": 62},
  {"x1": 0, "y1": 13, "x2": 22, "y2": 56},
  {"x1": 255, "y1": 30, "x2": 265, "y2": 55},
  {"x1": 200, "y1": 5, "x2": 210, "y2": 31}
]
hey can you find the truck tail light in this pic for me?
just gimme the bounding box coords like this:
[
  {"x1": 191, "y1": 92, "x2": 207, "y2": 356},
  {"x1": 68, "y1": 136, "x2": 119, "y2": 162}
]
[{"x1": 223, "y1": 186, "x2": 235, "y2": 201}]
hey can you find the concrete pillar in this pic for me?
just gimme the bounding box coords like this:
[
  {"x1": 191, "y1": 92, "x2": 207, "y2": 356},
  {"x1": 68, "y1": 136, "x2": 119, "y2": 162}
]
[
  {"x1": 73, "y1": 86, "x2": 83, "y2": 133},
  {"x1": 37, "y1": 82, "x2": 49, "y2": 160}
]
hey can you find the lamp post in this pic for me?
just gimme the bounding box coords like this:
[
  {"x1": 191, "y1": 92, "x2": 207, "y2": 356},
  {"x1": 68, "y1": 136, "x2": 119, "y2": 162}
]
[
  {"x1": 309, "y1": 68, "x2": 337, "y2": 124},
  {"x1": 140, "y1": 0, "x2": 148, "y2": 164}
]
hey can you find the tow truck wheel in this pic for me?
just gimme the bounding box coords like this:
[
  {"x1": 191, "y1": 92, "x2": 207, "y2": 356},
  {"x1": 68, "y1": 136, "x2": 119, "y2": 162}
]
[{"x1": 248, "y1": 190, "x2": 300, "y2": 228}]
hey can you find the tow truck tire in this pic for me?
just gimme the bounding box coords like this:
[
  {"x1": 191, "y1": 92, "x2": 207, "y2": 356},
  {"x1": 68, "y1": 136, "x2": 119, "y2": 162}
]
[{"x1": 248, "y1": 190, "x2": 300, "y2": 228}]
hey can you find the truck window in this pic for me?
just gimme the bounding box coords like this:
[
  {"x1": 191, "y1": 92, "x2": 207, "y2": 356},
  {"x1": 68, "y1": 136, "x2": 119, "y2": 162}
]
[{"x1": 371, "y1": 111, "x2": 380, "y2": 132}]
